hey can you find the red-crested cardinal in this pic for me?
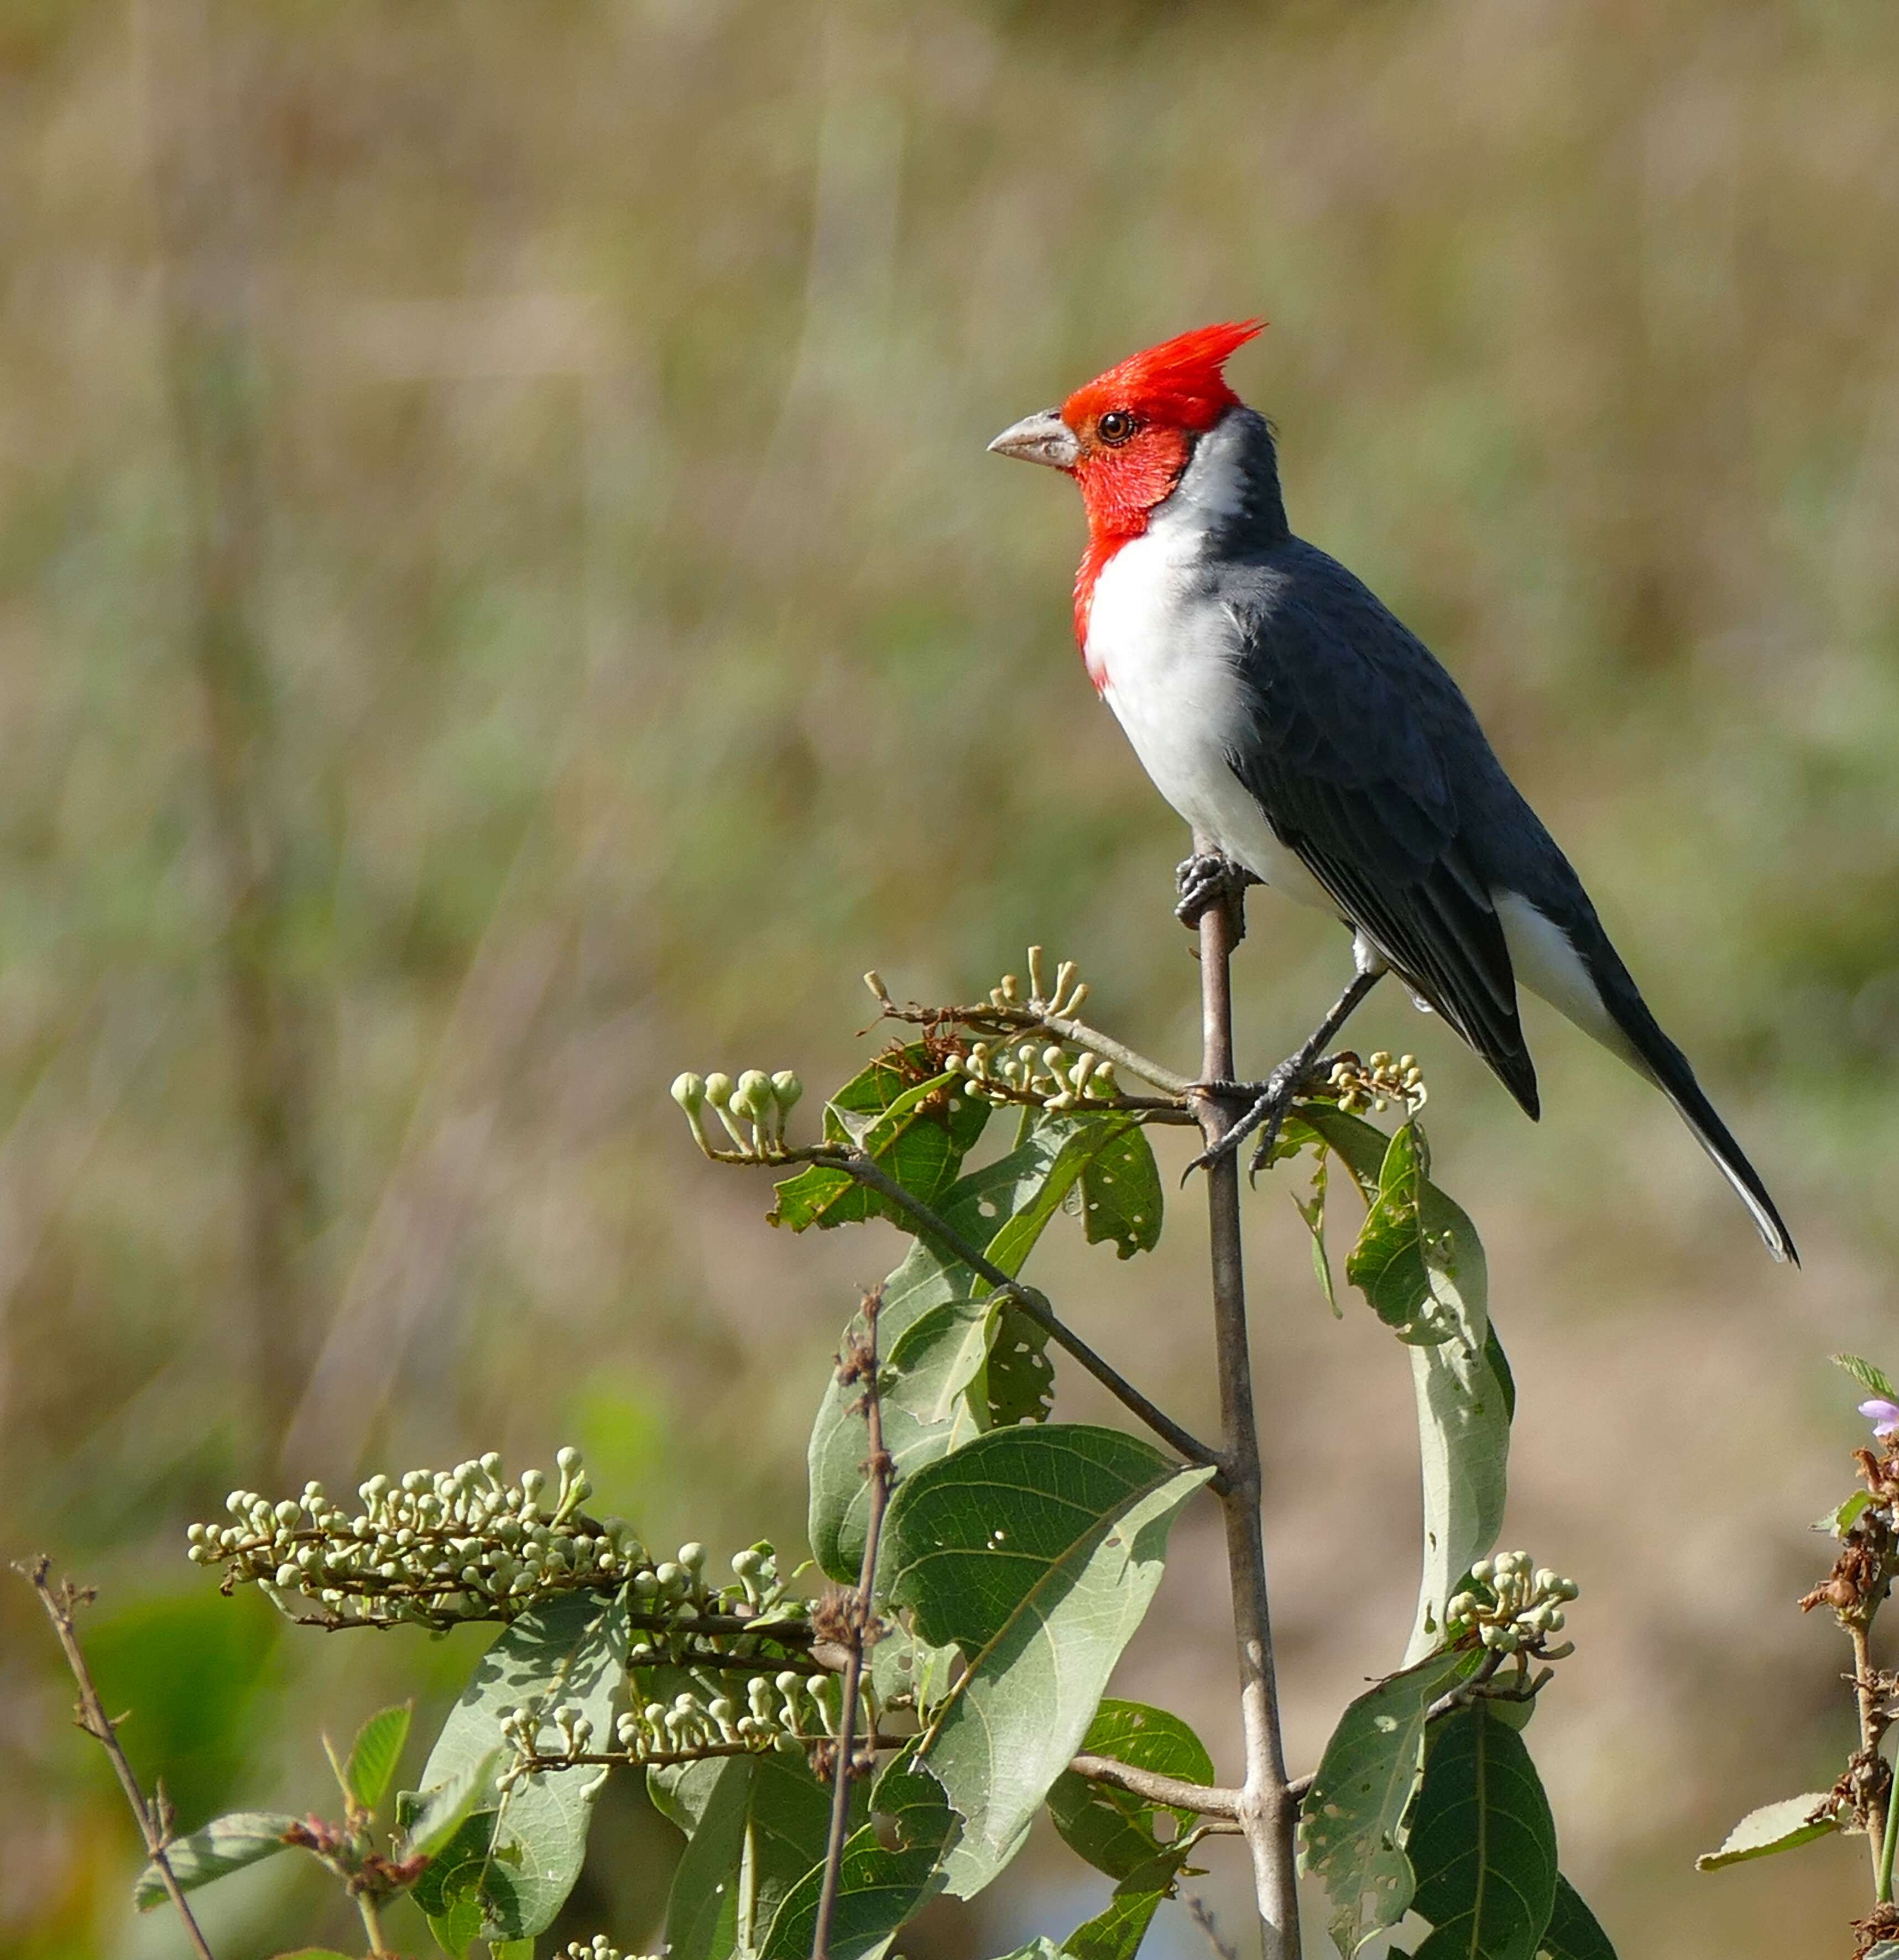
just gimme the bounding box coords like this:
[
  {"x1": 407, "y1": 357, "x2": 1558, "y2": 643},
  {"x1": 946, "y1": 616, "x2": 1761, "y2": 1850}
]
[{"x1": 989, "y1": 321, "x2": 1795, "y2": 1262}]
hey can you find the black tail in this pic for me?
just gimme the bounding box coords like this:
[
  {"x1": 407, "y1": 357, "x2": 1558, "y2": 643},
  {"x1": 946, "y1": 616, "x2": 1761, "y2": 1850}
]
[{"x1": 1604, "y1": 982, "x2": 1799, "y2": 1265}]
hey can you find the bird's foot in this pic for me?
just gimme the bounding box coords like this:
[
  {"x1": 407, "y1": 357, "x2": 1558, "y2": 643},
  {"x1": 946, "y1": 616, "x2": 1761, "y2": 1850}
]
[
  {"x1": 1185, "y1": 1054, "x2": 1325, "y2": 1184},
  {"x1": 1175, "y1": 852, "x2": 1256, "y2": 932}
]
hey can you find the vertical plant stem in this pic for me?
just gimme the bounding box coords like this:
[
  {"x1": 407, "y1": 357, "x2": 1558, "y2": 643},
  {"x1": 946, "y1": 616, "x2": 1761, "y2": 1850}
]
[
  {"x1": 812, "y1": 1287, "x2": 893, "y2": 1960},
  {"x1": 17, "y1": 1558, "x2": 218, "y2": 1960},
  {"x1": 1193, "y1": 859, "x2": 1301, "y2": 1959},
  {"x1": 1852, "y1": 1616, "x2": 1892, "y2": 1893},
  {"x1": 356, "y1": 1891, "x2": 389, "y2": 1957}
]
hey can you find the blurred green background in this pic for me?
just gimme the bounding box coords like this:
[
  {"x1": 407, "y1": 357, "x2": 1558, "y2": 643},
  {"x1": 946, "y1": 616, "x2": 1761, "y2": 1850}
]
[{"x1": 2, "y1": 0, "x2": 1897, "y2": 1953}]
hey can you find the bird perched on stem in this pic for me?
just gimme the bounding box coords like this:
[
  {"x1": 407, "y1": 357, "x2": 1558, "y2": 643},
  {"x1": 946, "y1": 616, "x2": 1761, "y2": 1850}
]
[{"x1": 989, "y1": 321, "x2": 1796, "y2": 1263}]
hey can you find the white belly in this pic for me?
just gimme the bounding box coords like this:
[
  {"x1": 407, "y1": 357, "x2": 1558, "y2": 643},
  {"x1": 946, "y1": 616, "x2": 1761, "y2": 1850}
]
[{"x1": 1087, "y1": 527, "x2": 1332, "y2": 913}]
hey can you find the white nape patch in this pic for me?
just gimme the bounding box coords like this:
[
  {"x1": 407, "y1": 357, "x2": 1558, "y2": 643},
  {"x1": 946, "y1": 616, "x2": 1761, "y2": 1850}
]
[{"x1": 1087, "y1": 467, "x2": 1331, "y2": 914}]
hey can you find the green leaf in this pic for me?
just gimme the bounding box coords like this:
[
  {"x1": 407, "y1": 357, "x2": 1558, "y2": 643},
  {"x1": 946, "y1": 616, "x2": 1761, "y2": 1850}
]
[
  {"x1": 810, "y1": 1298, "x2": 995, "y2": 1582},
  {"x1": 662, "y1": 1750, "x2": 833, "y2": 1960},
  {"x1": 1048, "y1": 1700, "x2": 1217, "y2": 1879},
  {"x1": 1822, "y1": 1490, "x2": 1874, "y2": 1536},
  {"x1": 1863, "y1": 1946, "x2": 1899, "y2": 1960},
  {"x1": 1344, "y1": 1121, "x2": 1451, "y2": 1337},
  {"x1": 1298, "y1": 1106, "x2": 1507, "y2": 1661},
  {"x1": 1694, "y1": 1792, "x2": 1839, "y2": 1870},
  {"x1": 1536, "y1": 1875, "x2": 1618, "y2": 1958},
  {"x1": 770, "y1": 1051, "x2": 990, "y2": 1230},
  {"x1": 761, "y1": 1751, "x2": 960, "y2": 1960},
  {"x1": 413, "y1": 1810, "x2": 498, "y2": 1956},
  {"x1": 406, "y1": 1752, "x2": 500, "y2": 1859},
  {"x1": 1406, "y1": 1703, "x2": 1558, "y2": 1960},
  {"x1": 1833, "y1": 1353, "x2": 1899, "y2": 1404},
  {"x1": 345, "y1": 1702, "x2": 413, "y2": 1812},
  {"x1": 984, "y1": 1305, "x2": 1056, "y2": 1428},
  {"x1": 413, "y1": 1587, "x2": 632, "y2": 1942},
  {"x1": 1077, "y1": 1121, "x2": 1163, "y2": 1257},
  {"x1": 1298, "y1": 1647, "x2": 1478, "y2": 1956},
  {"x1": 882, "y1": 1424, "x2": 1214, "y2": 1898},
  {"x1": 1293, "y1": 1148, "x2": 1342, "y2": 1318},
  {"x1": 133, "y1": 1811, "x2": 300, "y2": 1908},
  {"x1": 976, "y1": 1117, "x2": 1137, "y2": 1280},
  {"x1": 1063, "y1": 1852, "x2": 1181, "y2": 1960}
]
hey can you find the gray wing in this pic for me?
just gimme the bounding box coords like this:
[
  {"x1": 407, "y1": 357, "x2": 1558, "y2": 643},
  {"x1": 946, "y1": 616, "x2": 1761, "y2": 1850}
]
[{"x1": 1217, "y1": 546, "x2": 1540, "y2": 1118}]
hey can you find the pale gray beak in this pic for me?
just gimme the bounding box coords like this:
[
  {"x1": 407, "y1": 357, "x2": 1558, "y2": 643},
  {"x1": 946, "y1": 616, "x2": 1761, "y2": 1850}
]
[{"x1": 987, "y1": 409, "x2": 1081, "y2": 470}]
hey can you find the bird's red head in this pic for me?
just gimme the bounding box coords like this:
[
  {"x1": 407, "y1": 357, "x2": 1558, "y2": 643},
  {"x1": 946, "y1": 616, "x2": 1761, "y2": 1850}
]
[
  {"x1": 989, "y1": 319, "x2": 1266, "y2": 649},
  {"x1": 1058, "y1": 319, "x2": 1264, "y2": 534}
]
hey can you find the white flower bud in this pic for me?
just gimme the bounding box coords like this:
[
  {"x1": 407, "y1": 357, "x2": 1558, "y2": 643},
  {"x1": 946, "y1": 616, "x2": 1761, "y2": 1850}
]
[
  {"x1": 770, "y1": 1070, "x2": 803, "y2": 1111},
  {"x1": 703, "y1": 1073, "x2": 733, "y2": 1109}
]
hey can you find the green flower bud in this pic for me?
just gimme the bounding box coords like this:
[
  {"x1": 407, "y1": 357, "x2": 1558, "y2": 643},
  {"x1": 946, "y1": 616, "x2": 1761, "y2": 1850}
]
[
  {"x1": 703, "y1": 1073, "x2": 733, "y2": 1109},
  {"x1": 670, "y1": 1072, "x2": 707, "y2": 1113},
  {"x1": 771, "y1": 1070, "x2": 803, "y2": 1111},
  {"x1": 678, "y1": 1541, "x2": 706, "y2": 1571}
]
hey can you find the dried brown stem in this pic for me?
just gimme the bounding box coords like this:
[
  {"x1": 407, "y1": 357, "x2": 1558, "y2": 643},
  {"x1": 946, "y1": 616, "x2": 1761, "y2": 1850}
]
[
  {"x1": 1193, "y1": 864, "x2": 1301, "y2": 1959},
  {"x1": 812, "y1": 1289, "x2": 894, "y2": 1960},
  {"x1": 17, "y1": 1558, "x2": 218, "y2": 1960}
]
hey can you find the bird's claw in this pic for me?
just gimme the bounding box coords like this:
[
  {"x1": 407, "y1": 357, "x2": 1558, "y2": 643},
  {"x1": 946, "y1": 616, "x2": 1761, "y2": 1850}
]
[
  {"x1": 1183, "y1": 1060, "x2": 1319, "y2": 1185},
  {"x1": 1175, "y1": 852, "x2": 1256, "y2": 932}
]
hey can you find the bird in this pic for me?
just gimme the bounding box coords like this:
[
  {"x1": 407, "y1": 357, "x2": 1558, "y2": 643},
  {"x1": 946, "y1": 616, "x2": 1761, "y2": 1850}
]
[{"x1": 988, "y1": 320, "x2": 1796, "y2": 1263}]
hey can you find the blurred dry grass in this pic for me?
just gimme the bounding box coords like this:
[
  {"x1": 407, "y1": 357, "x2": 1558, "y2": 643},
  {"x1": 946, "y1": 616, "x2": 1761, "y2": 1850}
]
[{"x1": 1, "y1": 0, "x2": 1897, "y2": 1953}]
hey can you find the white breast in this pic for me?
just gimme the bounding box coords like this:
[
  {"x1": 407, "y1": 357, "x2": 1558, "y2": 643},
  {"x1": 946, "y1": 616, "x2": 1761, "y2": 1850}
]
[{"x1": 1086, "y1": 514, "x2": 1332, "y2": 913}]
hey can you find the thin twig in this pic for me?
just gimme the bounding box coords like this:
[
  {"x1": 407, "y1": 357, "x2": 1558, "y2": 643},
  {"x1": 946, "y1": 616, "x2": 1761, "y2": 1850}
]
[
  {"x1": 512, "y1": 1732, "x2": 905, "y2": 1774},
  {"x1": 17, "y1": 1557, "x2": 218, "y2": 1960},
  {"x1": 1068, "y1": 1754, "x2": 1241, "y2": 1817},
  {"x1": 1193, "y1": 860, "x2": 1301, "y2": 1959},
  {"x1": 878, "y1": 996, "x2": 1196, "y2": 1097},
  {"x1": 1187, "y1": 1891, "x2": 1244, "y2": 1960},
  {"x1": 812, "y1": 1288, "x2": 895, "y2": 1960}
]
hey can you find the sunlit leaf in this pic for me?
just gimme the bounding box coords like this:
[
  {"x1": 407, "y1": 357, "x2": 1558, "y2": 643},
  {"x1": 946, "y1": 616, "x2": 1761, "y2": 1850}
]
[
  {"x1": 1298, "y1": 1648, "x2": 1478, "y2": 1956},
  {"x1": 133, "y1": 1811, "x2": 299, "y2": 1908},
  {"x1": 344, "y1": 1702, "x2": 412, "y2": 1812},
  {"x1": 1063, "y1": 1852, "x2": 1181, "y2": 1960},
  {"x1": 1832, "y1": 1353, "x2": 1899, "y2": 1404},
  {"x1": 1695, "y1": 1792, "x2": 1839, "y2": 1870},
  {"x1": 1406, "y1": 1704, "x2": 1558, "y2": 1960},
  {"x1": 883, "y1": 1424, "x2": 1213, "y2": 1898}
]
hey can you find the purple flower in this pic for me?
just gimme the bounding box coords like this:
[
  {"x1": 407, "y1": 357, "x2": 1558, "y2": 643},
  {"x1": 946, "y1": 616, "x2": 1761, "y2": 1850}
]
[{"x1": 1861, "y1": 1399, "x2": 1899, "y2": 1440}]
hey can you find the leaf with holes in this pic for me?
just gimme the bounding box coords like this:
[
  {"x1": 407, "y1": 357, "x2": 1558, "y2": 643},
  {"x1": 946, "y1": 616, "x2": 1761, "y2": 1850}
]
[
  {"x1": 1406, "y1": 1703, "x2": 1557, "y2": 1960},
  {"x1": 1077, "y1": 1120, "x2": 1162, "y2": 1257},
  {"x1": 1048, "y1": 1700, "x2": 1217, "y2": 1879},
  {"x1": 1299, "y1": 1647, "x2": 1479, "y2": 1956},
  {"x1": 761, "y1": 1750, "x2": 960, "y2": 1960},
  {"x1": 1065, "y1": 1852, "x2": 1183, "y2": 1960},
  {"x1": 883, "y1": 1424, "x2": 1213, "y2": 1898},
  {"x1": 771, "y1": 1048, "x2": 990, "y2": 1230}
]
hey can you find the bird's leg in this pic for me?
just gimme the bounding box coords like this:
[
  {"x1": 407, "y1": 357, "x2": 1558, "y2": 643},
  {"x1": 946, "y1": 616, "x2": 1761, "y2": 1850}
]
[
  {"x1": 1187, "y1": 968, "x2": 1385, "y2": 1182},
  {"x1": 1175, "y1": 851, "x2": 1259, "y2": 934}
]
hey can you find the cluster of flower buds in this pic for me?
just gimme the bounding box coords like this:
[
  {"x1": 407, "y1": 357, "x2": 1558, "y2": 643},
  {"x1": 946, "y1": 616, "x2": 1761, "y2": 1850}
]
[
  {"x1": 994, "y1": 945, "x2": 1091, "y2": 1021},
  {"x1": 563, "y1": 1940, "x2": 649, "y2": 1960},
  {"x1": 944, "y1": 1039, "x2": 1117, "y2": 1112},
  {"x1": 671, "y1": 1069, "x2": 804, "y2": 1159},
  {"x1": 186, "y1": 1450, "x2": 651, "y2": 1628},
  {"x1": 1327, "y1": 1050, "x2": 1427, "y2": 1116},
  {"x1": 1444, "y1": 1551, "x2": 1579, "y2": 1659}
]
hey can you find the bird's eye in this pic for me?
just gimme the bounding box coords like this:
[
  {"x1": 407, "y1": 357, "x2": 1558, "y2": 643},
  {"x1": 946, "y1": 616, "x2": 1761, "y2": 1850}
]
[{"x1": 1095, "y1": 410, "x2": 1138, "y2": 446}]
